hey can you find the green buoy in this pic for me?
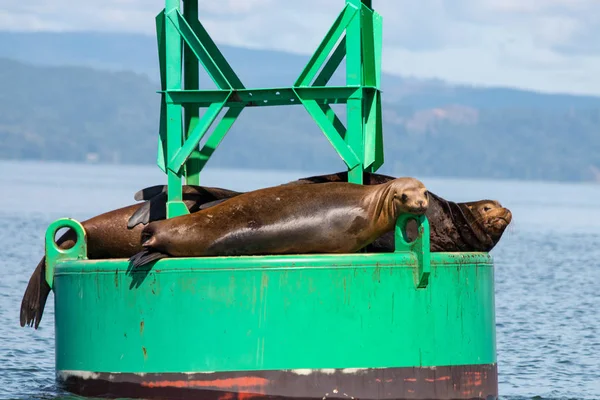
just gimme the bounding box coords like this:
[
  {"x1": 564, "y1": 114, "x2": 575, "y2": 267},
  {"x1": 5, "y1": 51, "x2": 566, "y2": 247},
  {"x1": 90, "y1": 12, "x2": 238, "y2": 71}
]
[{"x1": 45, "y1": 1, "x2": 499, "y2": 398}]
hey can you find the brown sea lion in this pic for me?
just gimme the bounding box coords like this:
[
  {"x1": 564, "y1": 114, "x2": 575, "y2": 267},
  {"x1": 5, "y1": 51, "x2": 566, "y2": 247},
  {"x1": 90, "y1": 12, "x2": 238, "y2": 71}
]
[
  {"x1": 128, "y1": 177, "x2": 430, "y2": 268},
  {"x1": 128, "y1": 171, "x2": 512, "y2": 253},
  {"x1": 20, "y1": 187, "x2": 236, "y2": 330}
]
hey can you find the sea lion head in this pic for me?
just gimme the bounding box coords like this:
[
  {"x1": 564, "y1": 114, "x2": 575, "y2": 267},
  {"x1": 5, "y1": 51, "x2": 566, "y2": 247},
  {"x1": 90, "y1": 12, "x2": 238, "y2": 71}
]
[
  {"x1": 466, "y1": 200, "x2": 512, "y2": 241},
  {"x1": 389, "y1": 177, "x2": 429, "y2": 215}
]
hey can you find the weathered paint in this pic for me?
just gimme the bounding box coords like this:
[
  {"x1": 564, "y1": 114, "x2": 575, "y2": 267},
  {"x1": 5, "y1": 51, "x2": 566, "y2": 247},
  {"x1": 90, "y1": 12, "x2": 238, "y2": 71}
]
[{"x1": 58, "y1": 364, "x2": 497, "y2": 399}]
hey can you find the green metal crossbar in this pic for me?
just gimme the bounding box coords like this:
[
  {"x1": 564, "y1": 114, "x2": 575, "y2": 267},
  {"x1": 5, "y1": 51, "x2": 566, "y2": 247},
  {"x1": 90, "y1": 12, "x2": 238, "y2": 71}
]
[{"x1": 156, "y1": 0, "x2": 384, "y2": 218}]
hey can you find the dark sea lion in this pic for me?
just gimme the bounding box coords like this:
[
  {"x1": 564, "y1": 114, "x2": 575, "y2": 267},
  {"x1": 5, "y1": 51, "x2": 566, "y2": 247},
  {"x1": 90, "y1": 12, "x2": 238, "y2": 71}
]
[
  {"x1": 128, "y1": 177, "x2": 430, "y2": 268},
  {"x1": 128, "y1": 171, "x2": 512, "y2": 253},
  {"x1": 20, "y1": 187, "x2": 235, "y2": 330}
]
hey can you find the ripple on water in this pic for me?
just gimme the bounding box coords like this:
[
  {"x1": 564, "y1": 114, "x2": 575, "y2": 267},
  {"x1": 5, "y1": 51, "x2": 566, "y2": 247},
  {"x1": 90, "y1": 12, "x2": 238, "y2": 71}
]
[{"x1": 1, "y1": 163, "x2": 600, "y2": 400}]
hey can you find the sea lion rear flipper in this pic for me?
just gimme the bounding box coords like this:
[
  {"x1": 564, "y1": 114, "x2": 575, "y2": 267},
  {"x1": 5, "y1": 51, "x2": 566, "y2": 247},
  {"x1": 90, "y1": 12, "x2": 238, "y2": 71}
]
[
  {"x1": 127, "y1": 202, "x2": 154, "y2": 229},
  {"x1": 127, "y1": 192, "x2": 170, "y2": 229},
  {"x1": 129, "y1": 249, "x2": 169, "y2": 269},
  {"x1": 134, "y1": 185, "x2": 168, "y2": 201},
  {"x1": 20, "y1": 257, "x2": 51, "y2": 329}
]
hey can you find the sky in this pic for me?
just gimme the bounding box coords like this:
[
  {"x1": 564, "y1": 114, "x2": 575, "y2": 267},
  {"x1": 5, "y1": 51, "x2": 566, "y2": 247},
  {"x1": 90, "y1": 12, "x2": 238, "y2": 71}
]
[{"x1": 1, "y1": 0, "x2": 600, "y2": 95}]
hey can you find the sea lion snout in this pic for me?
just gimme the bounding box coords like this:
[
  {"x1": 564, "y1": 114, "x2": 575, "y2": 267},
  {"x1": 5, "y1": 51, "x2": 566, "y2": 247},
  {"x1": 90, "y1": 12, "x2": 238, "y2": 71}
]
[
  {"x1": 467, "y1": 200, "x2": 512, "y2": 239},
  {"x1": 391, "y1": 178, "x2": 429, "y2": 215},
  {"x1": 488, "y1": 208, "x2": 512, "y2": 233}
]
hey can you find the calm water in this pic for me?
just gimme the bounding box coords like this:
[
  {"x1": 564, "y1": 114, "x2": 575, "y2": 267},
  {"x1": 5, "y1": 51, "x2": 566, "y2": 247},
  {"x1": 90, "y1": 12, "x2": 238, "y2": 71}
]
[{"x1": 1, "y1": 160, "x2": 599, "y2": 400}]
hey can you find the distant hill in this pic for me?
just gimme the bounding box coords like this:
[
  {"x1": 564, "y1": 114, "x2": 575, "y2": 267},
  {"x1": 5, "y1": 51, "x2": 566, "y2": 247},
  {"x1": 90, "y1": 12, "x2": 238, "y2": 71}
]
[
  {"x1": 0, "y1": 31, "x2": 599, "y2": 182},
  {"x1": 2, "y1": 31, "x2": 600, "y2": 109}
]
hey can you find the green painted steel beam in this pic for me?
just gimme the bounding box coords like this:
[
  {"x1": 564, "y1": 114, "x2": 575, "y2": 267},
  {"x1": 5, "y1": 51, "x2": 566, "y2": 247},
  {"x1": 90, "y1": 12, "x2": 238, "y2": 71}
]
[
  {"x1": 319, "y1": 103, "x2": 347, "y2": 140},
  {"x1": 361, "y1": 7, "x2": 377, "y2": 88},
  {"x1": 345, "y1": 1, "x2": 365, "y2": 184},
  {"x1": 168, "y1": 100, "x2": 230, "y2": 175},
  {"x1": 312, "y1": 36, "x2": 347, "y2": 87},
  {"x1": 373, "y1": 11, "x2": 383, "y2": 89},
  {"x1": 296, "y1": 97, "x2": 360, "y2": 169},
  {"x1": 182, "y1": 0, "x2": 201, "y2": 185},
  {"x1": 164, "y1": 0, "x2": 187, "y2": 219},
  {"x1": 166, "y1": 9, "x2": 233, "y2": 90},
  {"x1": 155, "y1": 11, "x2": 168, "y2": 173},
  {"x1": 197, "y1": 107, "x2": 244, "y2": 171},
  {"x1": 294, "y1": 5, "x2": 358, "y2": 87},
  {"x1": 187, "y1": 17, "x2": 245, "y2": 90},
  {"x1": 163, "y1": 87, "x2": 375, "y2": 107}
]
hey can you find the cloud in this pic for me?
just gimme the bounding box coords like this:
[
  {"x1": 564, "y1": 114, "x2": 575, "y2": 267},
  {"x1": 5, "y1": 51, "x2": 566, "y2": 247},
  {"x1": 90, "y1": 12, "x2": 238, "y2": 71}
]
[{"x1": 0, "y1": 0, "x2": 599, "y2": 95}]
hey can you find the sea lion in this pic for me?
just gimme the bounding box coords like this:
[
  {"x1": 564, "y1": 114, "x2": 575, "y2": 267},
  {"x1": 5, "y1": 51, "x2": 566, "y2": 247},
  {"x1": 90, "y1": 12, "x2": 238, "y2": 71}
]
[
  {"x1": 20, "y1": 187, "x2": 236, "y2": 330},
  {"x1": 128, "y1": 171, "x2": 512, "y2": 253},
  {"x1": 128, "y1": 177, "x2": 430, "y2": 268}
]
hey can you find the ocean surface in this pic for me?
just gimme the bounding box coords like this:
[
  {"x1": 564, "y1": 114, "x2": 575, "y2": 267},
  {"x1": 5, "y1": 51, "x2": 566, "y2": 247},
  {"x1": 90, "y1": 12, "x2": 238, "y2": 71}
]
[{"x1": 0, "y1": 159, "x2": 599, "y2": 400}]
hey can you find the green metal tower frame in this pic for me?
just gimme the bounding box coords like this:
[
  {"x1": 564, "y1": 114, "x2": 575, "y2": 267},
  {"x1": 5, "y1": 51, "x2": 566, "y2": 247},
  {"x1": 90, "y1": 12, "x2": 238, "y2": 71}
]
[{"x1": 156, "y1": 0, "x2": 384, "y2": 219}]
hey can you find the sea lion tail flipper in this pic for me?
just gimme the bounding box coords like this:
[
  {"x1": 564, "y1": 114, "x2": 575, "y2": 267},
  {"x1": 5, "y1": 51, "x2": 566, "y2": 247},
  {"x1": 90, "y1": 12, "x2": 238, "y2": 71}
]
[
  {"x1": 128, "y1": 249, "x2": 169, "y2": 269},
  {"x1": 20, "y1": 257, "x2": 51, "y2": 329},
  {"x1": 133, "y1": 185, "x2": 168, "y2": 201}
]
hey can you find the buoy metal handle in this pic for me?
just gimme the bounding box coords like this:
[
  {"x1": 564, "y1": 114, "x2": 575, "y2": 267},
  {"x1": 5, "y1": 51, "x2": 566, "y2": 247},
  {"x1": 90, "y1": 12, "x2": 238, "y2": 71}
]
[
  {"x1": 394, "y1": 214, "x2": 431, "y2": 289},
  {"x1": 44, "y1": 218, "x2": 88, "y2": 289}
]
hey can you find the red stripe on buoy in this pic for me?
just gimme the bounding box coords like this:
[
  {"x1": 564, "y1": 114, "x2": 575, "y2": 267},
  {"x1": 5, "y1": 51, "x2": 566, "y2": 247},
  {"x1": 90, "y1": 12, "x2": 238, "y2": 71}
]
[{"x1": 141, "y1": 376, "x2": 270, "y2": 390}]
